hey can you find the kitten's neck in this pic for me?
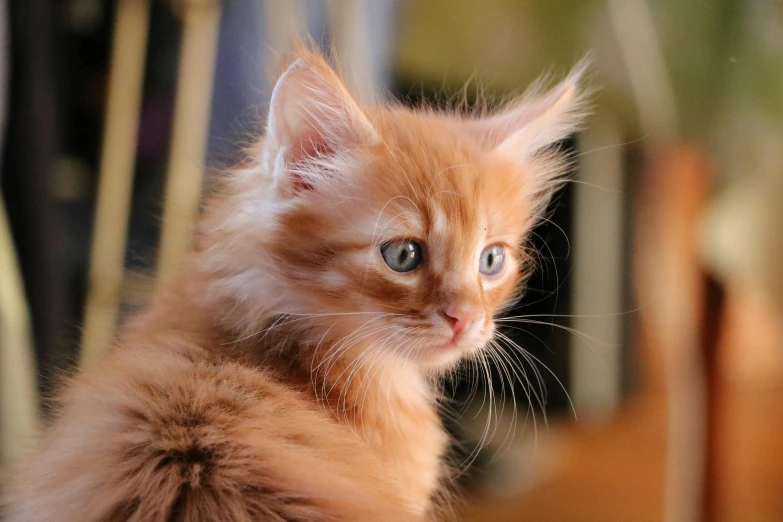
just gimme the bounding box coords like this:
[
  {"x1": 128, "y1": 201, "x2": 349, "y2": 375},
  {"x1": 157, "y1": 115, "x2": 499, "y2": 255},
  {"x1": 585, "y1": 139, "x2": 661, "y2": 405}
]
[
  {"x1": 225, "y1": 316, "x2": 449, "y2": 513},
  {"x1": 246, "y1": 317, "x2": 438, "y2": 426},
  {"x1": 295, "y1": 329, "x2": 448, "y2": 513}
]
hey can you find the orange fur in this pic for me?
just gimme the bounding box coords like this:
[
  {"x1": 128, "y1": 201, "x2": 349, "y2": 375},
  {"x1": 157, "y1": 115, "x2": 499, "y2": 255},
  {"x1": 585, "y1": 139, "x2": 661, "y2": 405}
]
[{"x1": 4, "y1": 48, "x2": 589, "y2": 521}]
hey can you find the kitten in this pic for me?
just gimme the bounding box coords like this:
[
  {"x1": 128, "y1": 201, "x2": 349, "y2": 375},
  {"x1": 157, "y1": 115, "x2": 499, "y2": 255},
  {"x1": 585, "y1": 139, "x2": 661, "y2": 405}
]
[{"x1": 4, "y1": 48, "x2": 589, "y2": 521}]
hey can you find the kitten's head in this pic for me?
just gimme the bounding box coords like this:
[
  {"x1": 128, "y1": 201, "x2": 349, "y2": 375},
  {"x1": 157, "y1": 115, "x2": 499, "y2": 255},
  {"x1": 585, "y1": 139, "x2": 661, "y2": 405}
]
[{"x1": 207, "y1": 50, "x2": 589, "y2": 371}]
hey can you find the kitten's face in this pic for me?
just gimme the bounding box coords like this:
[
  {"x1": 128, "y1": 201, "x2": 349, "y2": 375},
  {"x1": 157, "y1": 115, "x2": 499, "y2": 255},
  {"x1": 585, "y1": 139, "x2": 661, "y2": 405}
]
[
  {"x1": 223, "y1": 51, "x2": 587, "y2": 371},
  {"x1": 270, "y1": 115, "x2": 536, "y2": 368}
]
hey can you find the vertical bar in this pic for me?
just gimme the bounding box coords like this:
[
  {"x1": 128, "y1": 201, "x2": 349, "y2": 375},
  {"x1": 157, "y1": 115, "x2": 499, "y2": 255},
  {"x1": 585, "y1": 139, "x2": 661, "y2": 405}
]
[
  {"x1": 700, "y1": 275, "x2": 726, "y2": 522},
  {"x1": 80, "y1": 0, "x2": 151, "y2": 367},
  {"x1": 634, "y1": 146, "x2": 711, "y2": 522},
  {"x1": 156, "y1": 0, "x2": 222, "y2": 285},
  {"x1": 262, "y1": 0, "x2": 306, "y2": 54},
  {"x1": 0, "y1": 199, "x2": 39, "y2": 467},
  {"x1": 606, "y1": 0, "x2": 678, "y2": 140},
  {"x1": 327, "y1": 0, "x2": 374, "y2": 101},
  {"x1": 570, "y1": 120, "x2": 625, "y2": 416}
]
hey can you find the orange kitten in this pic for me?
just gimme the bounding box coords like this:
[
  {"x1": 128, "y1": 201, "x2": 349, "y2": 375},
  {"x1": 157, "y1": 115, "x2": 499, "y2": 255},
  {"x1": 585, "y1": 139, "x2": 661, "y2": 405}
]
[{"x1": 4, "y1": 48, "x2": 589, "y2": 521}]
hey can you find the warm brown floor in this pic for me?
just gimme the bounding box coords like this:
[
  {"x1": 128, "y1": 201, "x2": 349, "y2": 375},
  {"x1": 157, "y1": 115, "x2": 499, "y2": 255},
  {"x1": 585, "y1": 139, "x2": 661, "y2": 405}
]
[
  {"x1": 460, "y1": 382, "x2": 783, "y2": 522},
  {"x1": 716, "y1": 383, "x2": 783, "y2": 521},
  {"x1": 460, "y1": 390, "x2": 666, "y2": 522}
]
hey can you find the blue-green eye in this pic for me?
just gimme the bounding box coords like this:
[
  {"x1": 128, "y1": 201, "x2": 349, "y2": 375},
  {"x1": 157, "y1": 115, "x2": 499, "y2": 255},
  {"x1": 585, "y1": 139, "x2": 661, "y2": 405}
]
[
  {"x1": 479, "y1": 244, "x2": 505, "y2": 276},
  {"x1": 380, "y1": 240, "x2": 422, "y2": 273}
]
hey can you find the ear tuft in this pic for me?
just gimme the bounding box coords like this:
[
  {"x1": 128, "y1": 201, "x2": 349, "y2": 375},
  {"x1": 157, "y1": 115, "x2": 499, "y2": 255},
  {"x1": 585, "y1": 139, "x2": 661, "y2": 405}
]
[
  {"x1": 481, "y1": 57, "x2": 593, "y2": 161},
  {"x1": 265, "y1": 52, "x2": 378, "y2": 196}
]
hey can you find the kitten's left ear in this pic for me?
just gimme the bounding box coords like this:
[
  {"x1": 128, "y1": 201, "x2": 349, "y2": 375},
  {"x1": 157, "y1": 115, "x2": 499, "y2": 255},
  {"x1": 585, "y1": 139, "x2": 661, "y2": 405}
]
[{"x1": 477, "y1": 58, "x2": 592, "y2": 161}]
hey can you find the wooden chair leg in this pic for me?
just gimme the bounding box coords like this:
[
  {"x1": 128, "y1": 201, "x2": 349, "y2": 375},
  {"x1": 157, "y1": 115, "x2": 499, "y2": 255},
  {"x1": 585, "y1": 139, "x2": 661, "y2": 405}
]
[
  {"x1": 0, "y1": 197, "x2": 39, "y2": 468},
  {"x1": 80, "y1": 0, "x2": 151, "y2": 367},
  {"x1": 634, "y1": 145, "x2": 719, "y2": 522},
  {"x1": 157, "y1": 0, "x2": 222, "y2": 285}
]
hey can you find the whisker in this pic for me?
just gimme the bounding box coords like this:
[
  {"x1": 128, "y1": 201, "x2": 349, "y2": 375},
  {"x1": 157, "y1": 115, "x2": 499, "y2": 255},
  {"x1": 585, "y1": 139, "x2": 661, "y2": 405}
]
[{"x1": 495, "y1": 332, "x2": 576, "y2": 420}]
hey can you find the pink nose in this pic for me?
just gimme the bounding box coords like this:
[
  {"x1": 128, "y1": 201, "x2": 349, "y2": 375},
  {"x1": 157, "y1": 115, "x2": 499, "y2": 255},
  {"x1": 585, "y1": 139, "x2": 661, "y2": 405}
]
[{"x1": 440, "y1": 306, "x2": 481, "y2": 336}]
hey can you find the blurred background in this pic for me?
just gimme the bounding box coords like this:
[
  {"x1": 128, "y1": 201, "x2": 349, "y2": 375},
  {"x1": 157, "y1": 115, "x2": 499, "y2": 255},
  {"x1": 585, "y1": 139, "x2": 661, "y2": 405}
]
[{"x1": 1, "y1": 0, "x2": 782, "y2": 520}]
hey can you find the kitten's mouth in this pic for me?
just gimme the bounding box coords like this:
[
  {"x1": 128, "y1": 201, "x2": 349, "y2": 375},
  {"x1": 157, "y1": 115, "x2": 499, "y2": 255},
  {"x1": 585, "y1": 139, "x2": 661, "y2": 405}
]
[
  {"x1": 425, "y1": 332, "x2": 486, "y2": 353},
  {"x1": 397, "y1": 326, "x2": 491, "y2": 366}
]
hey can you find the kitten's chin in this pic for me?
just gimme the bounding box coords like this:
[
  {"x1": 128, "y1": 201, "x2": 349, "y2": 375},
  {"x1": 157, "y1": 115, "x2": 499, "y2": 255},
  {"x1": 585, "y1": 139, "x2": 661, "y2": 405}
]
[{"x1": 414, "y1": 336, "x2": 488, "y2": 370}]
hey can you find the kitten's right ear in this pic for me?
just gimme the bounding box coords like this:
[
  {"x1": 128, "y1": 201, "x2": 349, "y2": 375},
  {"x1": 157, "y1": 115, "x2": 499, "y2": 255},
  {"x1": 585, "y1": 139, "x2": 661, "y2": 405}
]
[{"x1": 265, "y1": 56, "x2": 379, "y2": 196}]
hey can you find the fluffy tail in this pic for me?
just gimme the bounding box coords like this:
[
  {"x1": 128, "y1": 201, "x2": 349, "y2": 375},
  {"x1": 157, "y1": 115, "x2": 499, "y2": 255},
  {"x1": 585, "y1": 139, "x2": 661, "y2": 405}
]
[{"x1": 3, "y1": 348, "x2": 423, "y2": 522}]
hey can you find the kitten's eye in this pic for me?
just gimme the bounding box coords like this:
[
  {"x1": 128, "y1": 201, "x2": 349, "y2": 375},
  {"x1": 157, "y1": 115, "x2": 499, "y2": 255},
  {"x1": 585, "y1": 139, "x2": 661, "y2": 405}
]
[
  {"x1": 380, "y1": 240, "x2": 422, "y2": 273},
  {"x1": 479, "y1": 244, "x2": 505, "y2": 276}
]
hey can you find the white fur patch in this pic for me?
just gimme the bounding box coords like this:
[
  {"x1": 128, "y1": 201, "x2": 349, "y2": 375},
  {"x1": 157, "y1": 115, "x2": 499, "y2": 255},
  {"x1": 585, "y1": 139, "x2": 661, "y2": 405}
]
[
  {"x1": 430, "y1": 205, "x2": 448, "y2": 236},
  {"x1": 320, "y1": 271, "x2": 348, "y2": 290}
]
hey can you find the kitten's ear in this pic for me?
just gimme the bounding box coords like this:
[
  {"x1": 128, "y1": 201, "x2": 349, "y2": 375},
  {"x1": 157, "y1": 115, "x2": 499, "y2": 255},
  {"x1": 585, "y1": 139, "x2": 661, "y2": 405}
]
[
  {"x1": 265, "y1": 55, "x2": 379, "y2": 195},
  {"x1": 479, "y1": 59, "x2": 591, "y2": 161}
]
